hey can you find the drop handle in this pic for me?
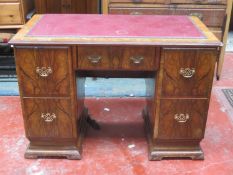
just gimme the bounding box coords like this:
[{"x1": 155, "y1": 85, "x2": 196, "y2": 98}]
[
  {"x1": 174, "y1": 114, "x2": 190, "y2": 123},
  {"x1": 192, "y1": 0, "x2": 202, "y2": 3},
  {"x1": 41, "y1": 113, "x2": 56, "y2": 122},
  {"x1": 88, "y1": 55, "x2": 102, "y2": 64},
  {"x1": 180, "y1": 68, "x2": 195, "y2": 78},
  {"x1": 189, "y1": 13, "x2": 204, "y2": 21},
  {"x1": 130, "y1": 11, "x2": 143, "y2": 15},
  {"x1": 130, "y1": 56, "x2": 144, "y2": 64},
  {"x1": 36, "y1": 67, "x2": 52, "y2": 77}
]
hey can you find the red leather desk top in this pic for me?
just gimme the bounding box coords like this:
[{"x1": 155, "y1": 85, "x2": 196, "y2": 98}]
[{"x1": 27, "y1": 14, "x2": 205, "y2": 39}]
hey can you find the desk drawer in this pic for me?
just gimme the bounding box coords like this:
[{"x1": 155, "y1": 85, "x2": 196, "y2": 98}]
[
  {"x1": 161, "y1": 48, "x2": 216, "y2": 98},
  {"x1": 157, "y1": 99, "x2": 208, "y2": 140},
  {"x1": 0, "y1": 3, "x2": 22, "y2": 25},
  {"x1": 15, "y1": 47, "x2": 72, "y2": 97},
  {"x1": 119, "y1": 46, "x2": 157, "y2": 70},
  {"x1": 109, "y1": 6, "x2": 226, "y2": 27},
  {"x1": 22, "y1": 98, "x2": 75, "y2": 140},
  {"x1": 78, "y1": 46, "x2": 112, "y2": 70},
  {"x1": 77, "y1": 46, "x2": 157, "y2": 70}
]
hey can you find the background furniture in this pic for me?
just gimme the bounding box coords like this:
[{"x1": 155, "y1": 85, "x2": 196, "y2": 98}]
[
  {"x1": 0, "y1": 33, "x2": 15, "y2": 79},
  {"x1": 102, "y1": 0, "x2": 233, "y2": 79},
  {"x1": 10, "y1": 14, "x2": 221, "y2": 160},
  {"x1": 0, "y1": 0, "x2": 34, "y2": 79},
  {"x1": 230, "y1": 3, "x2": 233, "y2": 30},
  {"x1": 35, "y1": 0, "x2": 100, "y2": 14},
  {"x1": 0, "y1": 0, "x2": 34, "y2": 29}
]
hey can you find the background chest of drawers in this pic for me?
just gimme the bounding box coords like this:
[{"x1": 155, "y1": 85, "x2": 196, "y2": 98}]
[
  {"x1": 102, "y1": 0, "x2": 233, "y2": 79},
  {"x1": 0, "y1": 0, "x2": 34, "y2": 29},
  {"x1": 35, "y1": 0, "x2": 100, "y2": 14}
]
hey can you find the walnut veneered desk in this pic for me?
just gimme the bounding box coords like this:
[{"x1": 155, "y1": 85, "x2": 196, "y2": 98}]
[{"x1": 9, "y1": 14, "x2": 222, "y2": 160}]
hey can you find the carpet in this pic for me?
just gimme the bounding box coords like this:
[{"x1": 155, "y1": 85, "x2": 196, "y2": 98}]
[
  {"x1": 222, "y1": 89, "x2": 233, "y2": 107},
  {"x1": 214, "y1": 87, "x2": 233, "y2": 124}
]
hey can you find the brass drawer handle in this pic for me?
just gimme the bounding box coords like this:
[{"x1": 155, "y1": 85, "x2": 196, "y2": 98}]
[
  {"x1": 189, "y1": 13, "x2": 204, "y2": 21},
  {"x1": 174, "y1": 113, "x2": 190, "y2": 123},
  {"x1": 130, "y1": 56, "x2": 144, "y2": 64},
  {"x1": 180, "y1": 68, "x2": 195, "y2": 78},
  {"x1": 88, "y1": 55, "x2": 102, "y2": 64},
  {"x1": 41, "y1": 113, "x2": 56, "y2": 122},
  {"x1": 36, "y1": 67, "x2": 52, "y2": 77},
  {"x1": 130, "y1": 11, "x2": 143, "y2": 15},
  {"x1": 133, "y1": 0, "x2": 142, "y2": 2},
  {"x1": 193, "y1": 0, "x2": 202, "y2": 3}
]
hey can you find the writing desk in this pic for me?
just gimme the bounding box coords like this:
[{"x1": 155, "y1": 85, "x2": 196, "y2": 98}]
[{"x1": 9, "y1": 14, "x2": 222, "y2": 160}]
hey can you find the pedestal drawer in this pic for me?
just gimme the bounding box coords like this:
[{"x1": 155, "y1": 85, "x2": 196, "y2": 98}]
[
  {"x1": 161, "y1": 48, "x2": 216, "y2": 98},
  {"x1": 157, "y1": 99, "x2": 208, "y2": 140},
  {"x1": 22, "y1": 98, "x2": 75, "y2": 140},
  {"x1": 15, "y1": 47, "x2": 72, "y2": 97}
]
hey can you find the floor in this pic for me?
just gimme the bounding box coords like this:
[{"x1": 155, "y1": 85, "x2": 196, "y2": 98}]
[
  {"x1": 226, "y1": 31, "x2": 233, "y2": 51},
  {"x1": 0, "y1": 53, "x2": 232, "y2": 175}
]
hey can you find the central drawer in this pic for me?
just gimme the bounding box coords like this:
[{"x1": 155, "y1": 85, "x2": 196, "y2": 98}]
[{"x1": 77, "y1": 46, "x2": 157, "y2": 71}]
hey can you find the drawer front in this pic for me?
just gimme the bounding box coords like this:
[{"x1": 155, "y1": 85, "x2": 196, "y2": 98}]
[
  {"x1": 0, "y1": 0, "x2": 19, "y2": 2},
  {"x1": 23, "y1": 98, "x2": 75, "y2": 139},
  {"x1": 0, "y1": 3, "x2": 22, "y2": 25},
  {"x1": 173, "y1": 8, "x2": 226, "y2": 27},
  {"x1": 158, "y1": 99, "x2": 208, "y2": 140},
  {"x1": 210, "y1": 28, "x2": 223, "y2": 40},
  {"x1": 15, "y1": 47, "x2": 71, "y2": 97},
  {"x1": 109, "y1": 0, "x2": 227, "y2": 3},
  {"x1": 109, "y1": 7, "x2": 226, "y2": 27},
  {"x1": 119, "y1": 46, "x2": 156, "y2": 70},
  {"x1": 170, "y1": 0, "x2": 227, "y2": 4},
  {"x1": 161, "y1": 48, "x2": 216, "y2": 98},
  {"x1": 109, "y1": 0, "x2": 166, "y2": 3},
  {"x1": 109, "y1": 7, "x2": 172, "y2": 15},
  {"x1": 78, "y1": 46, "x2": 113, "y2": 70},
  {"x1": 78, "y1": 46, "x2": 157, "y2": 70}
]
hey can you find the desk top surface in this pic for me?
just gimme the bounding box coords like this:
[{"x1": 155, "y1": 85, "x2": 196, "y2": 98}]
[{"x1": 10, "y1": 14, "x2": 221, "y2": 46}]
